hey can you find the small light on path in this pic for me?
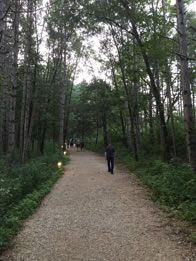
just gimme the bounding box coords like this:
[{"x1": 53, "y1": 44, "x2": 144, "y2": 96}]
[{"x1": 57, "y1": 162, "x2": 62, "y2": 168}]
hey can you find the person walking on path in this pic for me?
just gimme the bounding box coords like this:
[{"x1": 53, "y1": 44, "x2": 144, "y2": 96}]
[
  {"x1": 70, "y1": 139, "x2": 73, "y2": 148},
  {"x1": 105, "y1": 143, "x2": 115, "y2": 174},
  {"x1": 76, "y1": 139, "x2": 80, "y2": 152},
  {"x1": 80, "y1": 141, "x2": 85, "y2": 151}
]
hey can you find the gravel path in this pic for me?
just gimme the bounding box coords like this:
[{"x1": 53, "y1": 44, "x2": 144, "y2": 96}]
[{"x1": 1, "y1": 148, "x2": 196, "y2": 261}]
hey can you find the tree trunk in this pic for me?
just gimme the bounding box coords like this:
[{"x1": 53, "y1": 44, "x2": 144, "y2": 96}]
[
  {"x1": 133, "y1": 24, "x2": 169, "y2": 160},
  {"x1": 58, "y1": 40, "x2": 67, "y2": 148},
  {"x1": 0, "y1": 0, "x2": 4, "y2": 49},
  {"x1": 125, "y1": 101, "x2": 132, "y2": 149},
  {"x1": 111, "y1": 28, "x2": 138, "y2": 160},
  {"x1": 1, "y1": 25, "x2": 9, "y2": 154},
  {"x1": 64, "y1": 81, "x2": 74, "y2": 139},
  {"x1": 40, "y1": 124, "x2": 47, "y2": 153},
  {"x1": 1, "y1": 68, "x2": 8, "y2": 153},
  {"x1": 149, "y1": 87, "x2": 154, "y2": 144},
  {"x1": 110, "y1": 61, "x2": 126, "y2": 139},
  {"x1": 20, "y1": 0, "x2": 34, "y2": 162},
  {"x1": 162, "y1": 0, "x2": 177, "y2": 157},
  {"x1": 7, "y1": 0, "x2": 20, "y2": 162},
  {"x1": 176, "y1": 0, "x2": 196, "y2": 169},
  {"x1": 191, "y1": 82, "x2": 195, "y2": 120},
  {"x1": 0, "y1": 0, "x2": 6, "y2": 153},
  {"x1": 95, "y1": 118, "x2": 99, "y2": 144},
  {"x1": 133, "y1": 38, "x2": 141, "y2": 152},
  {"x1": 119, "y1": 110, "x2": 126, "y2": 139},
  {"x1": 102, "y1": 112, "x2": 108, "y2": 146}
]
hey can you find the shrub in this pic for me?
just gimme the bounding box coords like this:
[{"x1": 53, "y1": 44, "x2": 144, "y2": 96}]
[
  {"x1": 0, "y1": 168, "x2": 63, "y2": 253},
  {"x1": 0, "y1": 148, "x2": 68, "y2": 253},
  {"x1": 0, "y1": 147, "x2": 67, "y2": 247}
]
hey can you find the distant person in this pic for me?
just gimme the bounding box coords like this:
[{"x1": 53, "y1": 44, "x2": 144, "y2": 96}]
[
  {"x1": 80, "y1": 141, "x2": 85, "y2": 151},
  {"x1": 104, "y1": 143, "x2": 115, "y2": 174},
  {"x1": 76, "y1": 139, "x2": 80, "y2": 151},
  {"x1": 67, "y1": 139, "x2": 70, "y2": 149},
  {"x1": 70, "y1": 139, "x2": 73, "y2": 148}
]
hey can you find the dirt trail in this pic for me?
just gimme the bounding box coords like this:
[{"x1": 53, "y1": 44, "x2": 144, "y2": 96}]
[{"x1": 1, "y1": 148, "x2": 196, "y2": 261}]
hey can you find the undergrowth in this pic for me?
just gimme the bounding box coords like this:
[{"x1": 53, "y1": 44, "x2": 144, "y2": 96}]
[{"x1": 0, "y1": 148, "x2": 68, "y2": 253}]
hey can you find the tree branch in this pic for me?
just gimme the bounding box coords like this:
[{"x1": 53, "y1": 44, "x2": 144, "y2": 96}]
[{"x1": 1, "y1": 5, "x2": 11, "y2": 20}]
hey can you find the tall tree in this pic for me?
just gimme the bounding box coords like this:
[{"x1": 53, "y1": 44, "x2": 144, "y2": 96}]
[
  {"x1": 47, "y1": 0, "x2": 83, "y2": 148},
  {"x1": 20, "y1": 0, "x2": 36, "y2": 161},
  {"x1": 7, "y1": 0, "x2": 20, "y2": 162},
  {"x1": 176, "y1": 0, "x2": 196, "y2": 169}
]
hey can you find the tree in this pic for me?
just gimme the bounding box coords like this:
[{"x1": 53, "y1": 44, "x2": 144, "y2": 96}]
[
  {"x1": 176, "y1": 0, "x2": 196, "y2": 170},
  {"x1": 7, "y1": 0, "x2": 20, "y2": 162},
  {"x1": 20, "y1": 0, "x2": 35, "y2": 162},
  {"x1": 47, "y1": 0, "x2": 84, "y2": 148}
]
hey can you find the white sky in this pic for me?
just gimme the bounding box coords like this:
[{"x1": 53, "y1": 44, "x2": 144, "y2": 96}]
[{"x1": 74, "y1": 36, "x2": 109, "y2": 84}]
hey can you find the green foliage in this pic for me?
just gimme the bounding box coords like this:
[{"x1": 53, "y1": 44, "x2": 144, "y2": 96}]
[
  {"x1": 69, "y1": 79, "x2": 115, "y2": 139},
  {"x1": 135, "y1": 159, "x2": 196, "y2": 225},
  {"x1": 86, "y1": 140, "x2": 105, "y2": 154},
  {"x1": 137, "y1": 160, "x2": 195, "y2": 201},
  {"x1": 173, "y1": 116, "x2": 187, "y2": 158},
  {"x1": 0, "y1": 149, "x2": 68, "y2": 253},
  {"x1": 189, "y1": 232, "x2": 196, "y2": 244}
]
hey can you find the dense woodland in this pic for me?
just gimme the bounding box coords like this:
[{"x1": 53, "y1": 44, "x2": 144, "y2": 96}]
[
  {"x1": 1, "y1": 0, "x2": 196, "y2": 251},
  {"x1": 0, "y1": 0, "x2": 196, "y2": 167}
]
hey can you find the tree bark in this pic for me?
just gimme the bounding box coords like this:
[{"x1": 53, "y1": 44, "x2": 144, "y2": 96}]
[
  {"x1": 133, "y1": 24, "x2": 169, "y2": 160},
  {"x1": 20, "y1": 0, "x2": 34, "y2": 162},
  {"x1": 162, "y1": 0, "x2": 177, "y2": 157},
  {"x1": 125, "y1": 101, "x2": 132, "y2": 149},
  {"x1": 7, "y1": 0, "x2": 20, "y2": 162},
  {"x1": 110, "y1": 61, "x2": 126, "y2": 139},
  {"x1": 111, "y1": 28, "x2": 138, "y2": 160},
  {"x1": 58, "y1": 35, "x2": 67, "y2": 148},
  {"x1": 132, "y1": 38, "x2": 141, "y2": 152},
  {"x1": 176, "y1": 0, "x2": 196, "y2": 169},
  {"x1": 0, "y1": 0, "x2": 6, "y2": 153},
  {"x1": 0, "y1": 0, "x2": 5, "y2": 50},
  {"x1": 102, "y1": 112, "x2": 108, "y2": 146}
]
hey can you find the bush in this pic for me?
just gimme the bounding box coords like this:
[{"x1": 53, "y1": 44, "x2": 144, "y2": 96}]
[
  {"x1": 133, "y1": 159, "x2": 196, "y2": 224},
  {"x1": 0, "y1": 169, "x2": 63, "y2": 253},
  {"x1": 0, "y1": 149, "x2": 68, "y2": 253},
  {"x1": 86, "y1": 141, "x2": 105, "y2": 154}
]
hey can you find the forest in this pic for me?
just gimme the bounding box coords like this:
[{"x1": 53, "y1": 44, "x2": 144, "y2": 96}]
[{"x1": 0, "y1": 0, "x2": 196, "y2": 252}]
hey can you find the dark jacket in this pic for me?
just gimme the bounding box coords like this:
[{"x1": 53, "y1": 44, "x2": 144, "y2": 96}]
[{"x1": 105, "y1": 145, "x2": 115, "y2": 158}]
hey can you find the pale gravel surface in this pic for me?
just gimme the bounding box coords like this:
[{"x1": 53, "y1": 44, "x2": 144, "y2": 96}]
[{"x1": 1, "y1": 148, "x2": 196, "y2": 261}]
